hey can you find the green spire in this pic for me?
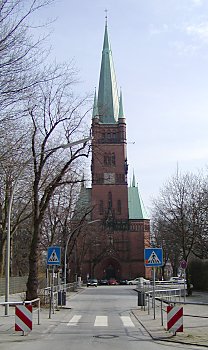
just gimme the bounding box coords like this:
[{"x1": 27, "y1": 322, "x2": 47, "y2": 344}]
[
  {"x1": 97, "y1": 22, "x2": 119, "y2": 124},
  {"x1": 92, "y1": 89, "x2": 98, "y2": 119},
  {"x1": 128, "y1": 174, "x2": 149, "y2": 220},
  {"x1": 118, "y1": 89, "x2": 125, "y2": 119}
]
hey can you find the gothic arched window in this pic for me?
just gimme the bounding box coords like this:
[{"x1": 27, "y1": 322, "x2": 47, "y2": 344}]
[
  {"x1": 111, "y1": 152, "x2": 115, "y2": 165},
  {"x1": 99, "y1": 200, "x2": 104, "y2": 215},
  {"x1": 108, "y1": 192, "x2": 112, "y2": 209},
  {"x1": 117, "y1": 200, "x2": 121, "y2": 214},
  {"x1": 104, "y1": 152, "x2": 116, "y2": 166}
]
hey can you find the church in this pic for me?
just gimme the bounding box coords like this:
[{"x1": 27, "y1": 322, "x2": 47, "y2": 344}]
[{"x1": 69, "y1": 21, "x2": 151, "y2": 282}]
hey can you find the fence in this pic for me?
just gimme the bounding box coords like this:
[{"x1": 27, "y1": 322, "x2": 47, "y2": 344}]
[
  {"x1": 0, "y1": 276, "x2": 28, "y2": 295},
  {"x1": 138, "y1": 286, "x2": 208, "y2": 328}
]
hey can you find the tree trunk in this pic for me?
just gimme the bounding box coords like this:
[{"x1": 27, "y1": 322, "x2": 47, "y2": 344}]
[
  {"x1": 26, "y1": 216, "x2": 40, "y2": 300},
  {"x1": 186, "y1": 266, "x2": 192, "y2": 296}
]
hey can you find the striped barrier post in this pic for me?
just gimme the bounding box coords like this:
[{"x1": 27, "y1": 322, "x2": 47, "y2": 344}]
[
  {"x1": 167, "y1": 305, "x2": 183, "y2": 334},
  {"x1": 15, "y1": 305, "x2": 33, "y2": 335}
]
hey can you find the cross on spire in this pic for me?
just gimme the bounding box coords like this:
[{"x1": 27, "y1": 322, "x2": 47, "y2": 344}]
[{"x1": 105, "y1": 9, "x2": 108, "y2": 25}]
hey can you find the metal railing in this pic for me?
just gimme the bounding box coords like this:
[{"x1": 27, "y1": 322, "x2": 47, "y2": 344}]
[
  {"x1": 40, "y1": 282, "x2": 83, "y2": 318},
  {"x1": 146, "y1": 288, "x2": 182, "y2": 314},
  {"x1": 0, "y1": 298, "x2": 40, "y2": 324},
  {"x1": 138, "y1": 287, "x2": 208, "y2": 328}
]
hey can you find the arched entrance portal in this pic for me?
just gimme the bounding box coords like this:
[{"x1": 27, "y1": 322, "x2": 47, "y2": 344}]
[
  {"x1": 106, "y1": 264, "x2": 115, "y2": 280},
  {"x1": 96, "y1": 258, "x2": 121, "y2": 280}
]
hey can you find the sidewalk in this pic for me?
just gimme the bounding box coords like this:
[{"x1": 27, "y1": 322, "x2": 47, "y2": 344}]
[
  {"x1": 132, "y1": 292, "x2": 208, "y2": 348},
  {"x1": 0, "y1": 289, "x2": 81, "y2": 342}
]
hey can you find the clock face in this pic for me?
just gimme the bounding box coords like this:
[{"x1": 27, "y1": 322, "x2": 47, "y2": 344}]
[{"x1": 104, "y1": 172, "x2": 115, "y2": 184}]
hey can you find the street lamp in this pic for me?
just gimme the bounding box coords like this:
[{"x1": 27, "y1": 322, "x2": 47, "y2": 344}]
[
  {"x1": 5, "y1": 136, "x2": 91, "y2": 315},
  {"x1": 64, "y1": 219, "x2": 100, "y2": 288}
]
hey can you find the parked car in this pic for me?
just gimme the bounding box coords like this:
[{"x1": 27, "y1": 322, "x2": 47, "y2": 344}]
[
  {"x1": 108, "y1": 278, "x2": 118, "y2": 285},
  {"x1": 169, "y1": 277, "x2": 186, "y2": 284},
  {"x1": 126, "y1": 278, "x2": 139, "y2": 285},
  {"x1": 127, "y1": 277, "x2": 150, "y2": 285},
  {"x1": 119, "y1": 279, "x2": 128, "y2": 285},
  {"x1": 87, "y1": 279, "x2": 98, "y2": 287},
  {"x1": 98, "y1": 279, "x2": 108, "y2": 285}
]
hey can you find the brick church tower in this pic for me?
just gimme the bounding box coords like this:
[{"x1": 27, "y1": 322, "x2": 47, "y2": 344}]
[{"x1": 71, "y1": 21, "x2": 150, "y2": 282}]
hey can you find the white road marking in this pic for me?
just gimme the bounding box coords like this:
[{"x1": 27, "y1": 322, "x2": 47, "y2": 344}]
[
  {"x1": 120, "y1": 316, "x2": 135, "y2": 327},
  {"x1": 67, "y1": 315, "x2": 135, "y2": 328},
  {"x1": 94, "y1": 316, "x2": 108, "y2": 327},
  {"x1": 67, "y1": 315, "x2": 82, "y2": 326}
]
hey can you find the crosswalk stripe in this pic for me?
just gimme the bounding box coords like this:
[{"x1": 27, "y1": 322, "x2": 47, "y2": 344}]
[
  {"x1": 67, "y1": 315, "x2": 136, "y2": 328},
  {"x1": 94, "y1": 316, "x2": 108, "y2": 327},
  {"x1": 67, "y1": 315, "x2": 82, "y2": 326},
  {"x1": 120, "y1": 316, "x2": 135, "y2": 328}
]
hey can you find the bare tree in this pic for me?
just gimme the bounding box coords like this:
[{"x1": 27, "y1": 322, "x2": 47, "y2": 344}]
[
  {"x1": 0, "y1": 0, "x2": 57, "y2": 277},
  {"x1": 0, "y1": 119, "x2": 32, "y2": 276},
  {"x1": 189, "y1": 176, "x2": 208, "y2": 259},
  {"x1": 25, "y1": 65, "x2": 92, "y2": 300},
  {"x1": 152, "y1": 171, "x2": 207, "y2": 294},
  {"x1": 0, "y1": 0, "x2": 54, "y2": 116},
  {"x1": 151, "y1": 213, "x2": 181, "y2": 278},
  {"x1": 39, "y1": 182, "x2": 82, "y2": 276}
]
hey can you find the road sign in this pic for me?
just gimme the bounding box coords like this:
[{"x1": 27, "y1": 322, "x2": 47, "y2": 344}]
[
  {"x1": 167, "y1": 305, "x2": 183, "y2": 334},
  {"x1": 180, "y1": 260, "x2": 187, "y2": 269},
  {"x1": 15, "y1": 305, "x2": 32, "y2": 333},
  {"x1": 47, "y1": 246, "x2": 61, "y2": 266},
  {"x1": 144, "y1": 248, "x2": 163, "y2": 267}
]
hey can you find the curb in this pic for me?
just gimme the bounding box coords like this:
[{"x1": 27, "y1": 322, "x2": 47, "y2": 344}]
[
  {"x1": 131, "y1": 310, "x2": 173, "y2": 341},
  {"x1": 131, "y1": 309, "x2": 208, "y2": 348}
]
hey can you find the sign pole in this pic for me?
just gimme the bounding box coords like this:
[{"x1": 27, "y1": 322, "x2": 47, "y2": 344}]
[
  {"x1": 183, "y1": 268, "x2": 186, "y2": 303},
  {"x1": 52, "y1": 265, "x2": 55, "y2": 314},
  {"x1": 49, "y1": 269, "x2": 52, "y2": 319},
  {"x1": 144, "y1": 247, "x2": 163, "y2": 320},
  {"x1": 180, "y1": 260, "x2": 187, "y2": 303},
  {"x1": 153, "y1": 267, "x2": 156, "y2": 319}
]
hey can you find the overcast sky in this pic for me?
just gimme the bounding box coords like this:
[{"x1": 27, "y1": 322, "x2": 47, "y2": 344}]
[{"x1": 34, "y1": 0, "x2": 208, "y2": 212}]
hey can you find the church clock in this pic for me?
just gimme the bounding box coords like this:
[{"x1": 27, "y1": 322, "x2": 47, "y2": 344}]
[{"x1": 104, "y1": 172, "x2": 115, "y2": 184}]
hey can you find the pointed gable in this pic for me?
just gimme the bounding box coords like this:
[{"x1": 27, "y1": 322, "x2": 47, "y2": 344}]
[
  {"x1": 73, "y1": 185, "x2": 92, "y2": 221},
  {"x1": 128, "y1": 174, "x2": 149, "y2": 220}
]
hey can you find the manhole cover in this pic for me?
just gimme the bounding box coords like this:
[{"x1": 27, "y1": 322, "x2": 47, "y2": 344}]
[{"x1": 94, "y1": 334, "x2": 119, "y2": 339}]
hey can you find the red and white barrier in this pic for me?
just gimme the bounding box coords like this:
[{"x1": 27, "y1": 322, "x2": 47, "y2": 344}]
[
  {"x1": 15, "y1": 305, "x2": 33, "y2": 333},
  {"x1": 167, "y1": 305, "x2": 183, "y2": 333}
]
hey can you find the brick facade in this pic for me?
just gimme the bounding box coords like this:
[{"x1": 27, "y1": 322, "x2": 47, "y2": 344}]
[
  {"x1": 68, "y1": 22, "x2": 151, "y2": 282},
  {"x1": 68, "y1": 117, "x2": 151, "y2": 282}
]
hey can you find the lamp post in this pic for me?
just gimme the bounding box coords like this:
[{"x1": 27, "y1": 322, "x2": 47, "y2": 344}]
[
  {"x1": 4, "y1": 136, "x2": 91, "y2": 315},
  {"x1": 64, "y1": 219, "x2": 100, "y2": 289}
]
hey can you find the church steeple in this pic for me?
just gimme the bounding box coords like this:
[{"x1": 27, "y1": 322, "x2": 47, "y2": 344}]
[
  {"x1": 72, "y1": 18, "x2": 151, "y2": 284},
  {"x1": 97, "y1": 21, "x2": 119, "y2": 124}
]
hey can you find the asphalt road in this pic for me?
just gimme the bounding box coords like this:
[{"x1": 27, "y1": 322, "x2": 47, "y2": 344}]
[{"x1": 0, "y1": 286, "x2": 206, "y2": 350}]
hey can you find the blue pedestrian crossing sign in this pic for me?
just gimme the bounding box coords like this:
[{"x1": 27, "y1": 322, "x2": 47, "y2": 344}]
[
  {"x1": 144, "y1": 248, "x2": 163, "y2": 267},
  {"x1": 47, "y1": 246, "x2": 61, "y2": 266}
]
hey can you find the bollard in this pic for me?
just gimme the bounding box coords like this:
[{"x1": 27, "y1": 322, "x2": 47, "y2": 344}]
[{"x1": 138, "y1": 291, "x2": 146, "y2": 306}]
